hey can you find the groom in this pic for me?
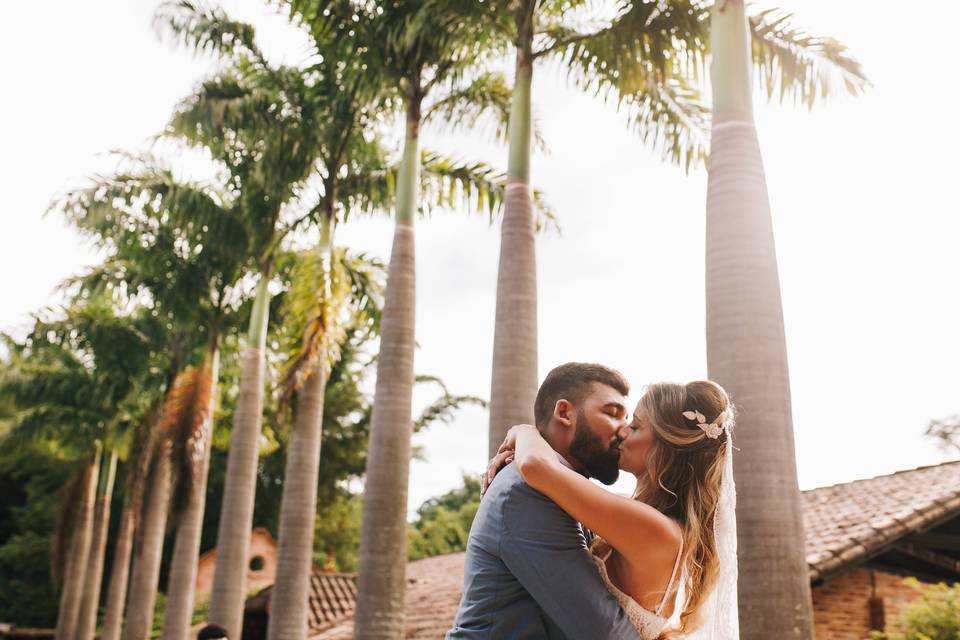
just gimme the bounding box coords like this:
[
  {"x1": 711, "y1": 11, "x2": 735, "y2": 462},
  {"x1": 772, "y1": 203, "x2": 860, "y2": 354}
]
[{"x1": 446, "y1": 363, "x2": 642, "y2": 640}]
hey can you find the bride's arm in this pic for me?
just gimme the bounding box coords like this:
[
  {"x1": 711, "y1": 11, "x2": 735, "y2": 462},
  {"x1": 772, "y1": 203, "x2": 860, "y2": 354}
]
[{"x1": 510, "y1": 424, "x2": 678, "y2": 560}]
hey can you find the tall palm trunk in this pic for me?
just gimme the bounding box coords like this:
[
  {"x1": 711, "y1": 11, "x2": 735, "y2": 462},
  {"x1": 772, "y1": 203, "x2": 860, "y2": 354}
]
[
  {"x1": 124, "y1": 442, "x2": 172, "y2": 640},
  {"x1": 77, "y1": 450, "x2": 119, "y2": 640},
  {"x1": 705, "y1": 2, "x2": 813, "y2": 638},
  {"x1": 267, "y1": 219, "x2": 335, "y2": 640},
  {"x1": 100, "y1": 504, "x2": 135, "y2": 640},
  {"x1": 55, "y1": 447, "x2": 101, "y2": 640},
  {"x1": 488, "y1": 12, "x2": 538, "y2": 457},
  {"x1": 353, "y1": 99, "x2": 420, "y2": 640},
  {"x1": 162, "y1": 348, "x2": 221, "y2": 640},
  {"x1": 208, "y1": 277, "x2": 272, "y2": 638}
]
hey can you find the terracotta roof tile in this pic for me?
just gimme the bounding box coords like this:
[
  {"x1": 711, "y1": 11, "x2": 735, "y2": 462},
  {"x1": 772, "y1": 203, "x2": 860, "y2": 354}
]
[
  {"x1": 311, "y1": 553, "x2": 466, "y2": 640},
  {"x1": 802, "y1": 459, "x2": 960, "y2": 581}
]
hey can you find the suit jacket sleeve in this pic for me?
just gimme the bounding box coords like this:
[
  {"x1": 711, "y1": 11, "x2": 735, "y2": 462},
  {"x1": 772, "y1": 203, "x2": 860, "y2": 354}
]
[{"x1": 498, "y1": 477, "x2": 643, "y2": 640}]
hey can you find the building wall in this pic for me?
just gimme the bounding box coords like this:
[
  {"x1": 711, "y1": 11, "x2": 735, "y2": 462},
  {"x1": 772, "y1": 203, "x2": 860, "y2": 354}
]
[
  {"x1": 194, "y1": 528, "x2": 279, "y2": 602},
  {"x1": 812, "y1": 566, "x2": 936, "y2": 639}
]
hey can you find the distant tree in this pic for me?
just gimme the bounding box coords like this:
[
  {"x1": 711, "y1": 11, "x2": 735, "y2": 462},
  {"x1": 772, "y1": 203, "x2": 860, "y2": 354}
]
[
  {"x1": 313, "y1": 492, "x2": 363, "y2": 572},
  {"x1": 0, "y1": 443, "x2": 71, "y2": 627},
  {"x1": 925, "y1": 415, "x2": 960, "y2": 455},
  {"x1": 0, "y1": 302, "x2": 162, "y2": 639},
  {"x1": 408, "y1": 475, "x2": 480, "y2": 561}
]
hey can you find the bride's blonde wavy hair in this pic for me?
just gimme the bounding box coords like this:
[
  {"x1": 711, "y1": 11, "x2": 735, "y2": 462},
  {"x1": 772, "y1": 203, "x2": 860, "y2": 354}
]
[{"x1": 633, "y1": 380, "x2": 734, "y2": 639}]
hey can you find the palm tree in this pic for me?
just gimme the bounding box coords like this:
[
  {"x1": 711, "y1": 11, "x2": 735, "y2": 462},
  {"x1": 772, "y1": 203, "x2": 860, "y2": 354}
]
[
  {"x1": 123, "y1": 439, "x2": 172, "y2": 640},
  {"x1": 0, "y1": 298, "x2": 160, "y2": 640},
  {"x1": 57, "y1": 152, "x2": 251, "y2": 639},
  {"x1": 471, "y1": 0, "x2": 710, "y2": 453},
  {"x1": 704, "y1": 2, "x2": 867, "y2": 637},
  {"x1": 55, "y1": 448, "x2": 99, "y2": 640},
  {"x1": 152, "y1": 6, "x2": 339, "y2": 632},
  {"x1": 268, "y1": 239, "x2": 381, "y2": 640},
  {"x1": 434, "y1": 0, "x2": 867, "y2": 455},
  {"x1": 285, "y1": 3, "x2": 519, "y2": 634},
  {"x1": 161, "y1": 351, "x2": 221, "y2": 640},
  {"x1": 76, "y1": 449, "x2": 117, "y2": 640},
  {"x1": 100, "y1": 406, "x2": 162, "y2": 640}
]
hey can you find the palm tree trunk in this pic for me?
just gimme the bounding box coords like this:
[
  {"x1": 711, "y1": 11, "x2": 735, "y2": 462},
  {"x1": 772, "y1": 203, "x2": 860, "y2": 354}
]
[
  {"x1": 77, "y1": 450, "x2": 119, "y2": 640},
  {"x1": 55, "y1": 447, "x2": 100, "y2": 640},
  {"x1": 353, "y1": 100, "x2": 420, "y2": 640},
  {"x1": 267, "y1": 219, "x2": 335, "y2": 640},
  {"x1": 123, "y1": 443, "x2": 172, "y2": 640},
  {"x1": 208, "y1": 277, "x2": 272, "y2": 638},
  {"x1": 705, "y1": 2, "x2": 813, "y2": 638},
  {"x1": 161, "y1": 348, "x2": 221, "y2": 640},
  {"x1": 488, "y1": 25, "x2": 538, "y2": 457},
  {"x1": 100, "y1": 504, "x2": 135, "y2": 640}
]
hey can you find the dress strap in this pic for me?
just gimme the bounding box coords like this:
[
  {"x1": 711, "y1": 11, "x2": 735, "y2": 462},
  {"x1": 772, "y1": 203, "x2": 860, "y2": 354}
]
[{"x1": 655, "y1": 535, "x2": 684, "y2": 617}]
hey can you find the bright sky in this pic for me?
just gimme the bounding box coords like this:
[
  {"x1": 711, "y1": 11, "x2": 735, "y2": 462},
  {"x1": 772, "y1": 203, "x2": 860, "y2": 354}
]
[{"x1": 3, "y1": 1, "x2": 959, "y2": 517}]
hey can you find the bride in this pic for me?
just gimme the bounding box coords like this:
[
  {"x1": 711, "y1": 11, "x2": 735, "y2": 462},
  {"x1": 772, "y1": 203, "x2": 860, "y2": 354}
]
[{"x1": 486, "y1": 380, "x2": 739, "y2": 639}]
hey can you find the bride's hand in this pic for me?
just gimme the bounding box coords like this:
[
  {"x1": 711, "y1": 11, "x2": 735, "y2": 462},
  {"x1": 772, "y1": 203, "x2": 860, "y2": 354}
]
[{"x1": 481, "y1": 424, "x2": 537, "y2": 495}]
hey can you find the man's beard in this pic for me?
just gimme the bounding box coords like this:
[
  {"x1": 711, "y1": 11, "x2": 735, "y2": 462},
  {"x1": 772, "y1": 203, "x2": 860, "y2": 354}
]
[{"x1": 569, "y1": 408, "x2": 621, "y2": 485}]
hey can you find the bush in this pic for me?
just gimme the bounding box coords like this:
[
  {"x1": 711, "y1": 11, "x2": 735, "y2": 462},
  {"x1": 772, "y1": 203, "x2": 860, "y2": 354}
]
[{"x1": 868, "y1": 577, "x2": 960, "y2": 640}]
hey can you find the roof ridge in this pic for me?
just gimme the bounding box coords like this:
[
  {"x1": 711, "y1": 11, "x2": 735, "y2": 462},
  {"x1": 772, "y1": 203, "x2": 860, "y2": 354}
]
[{"x1": 803, "y1": 458, "x2": 960, "y2": 494}]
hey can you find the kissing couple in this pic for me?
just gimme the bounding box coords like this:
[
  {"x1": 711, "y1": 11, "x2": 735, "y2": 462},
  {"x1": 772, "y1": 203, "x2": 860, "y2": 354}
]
[{"x1": 447, "y1": 362, "x2": 739, "y2": 639}]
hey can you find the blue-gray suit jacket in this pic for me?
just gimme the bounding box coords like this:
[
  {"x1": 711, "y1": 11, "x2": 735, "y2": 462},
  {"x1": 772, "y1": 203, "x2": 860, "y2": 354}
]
[{"x1": 446, "y1": 463, "x2": 641, "y2": 640}]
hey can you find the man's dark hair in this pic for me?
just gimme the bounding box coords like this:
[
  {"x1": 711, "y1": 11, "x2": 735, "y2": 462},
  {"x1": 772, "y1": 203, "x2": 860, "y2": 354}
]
[
  {"x1": 198, "y1": 624, "x2": 229, "y2": 640},
  {"x1": 534, "y1": 362, "x2": 629, "y2": 427}
]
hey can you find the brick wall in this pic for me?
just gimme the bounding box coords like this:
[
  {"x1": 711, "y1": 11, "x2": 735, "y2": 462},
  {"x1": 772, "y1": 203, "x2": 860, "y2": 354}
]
[
  {"x1": 194, "y1": 528, "x2": 279, "y2": 602},
  {"x1": 812, "y1": 566, "x2": 937, "y2": 639}
]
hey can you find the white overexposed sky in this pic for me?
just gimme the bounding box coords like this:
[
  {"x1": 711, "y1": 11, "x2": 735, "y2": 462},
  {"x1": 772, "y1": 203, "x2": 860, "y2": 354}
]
[{"x1": 2, "y1": 1, "x2": 959, "y2": 517}]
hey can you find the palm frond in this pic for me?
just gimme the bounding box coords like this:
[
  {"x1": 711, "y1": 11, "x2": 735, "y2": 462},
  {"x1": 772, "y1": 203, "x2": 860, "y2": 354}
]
[
  {"x1": 167, "y1": 73, "x2": 279, "y2": 151},
  {"x1": 419, "y1": 152, "x2": 506, "y2": 220},
  {"x1": 160, "y1": 363, "x2": 214, "y2": 518},
  {"x1": 154, "y1": 0, "x2": 267, "y2": 66},
  {"x1": 279, "y1": 248, "x2": 384, "y2": 404},
  {"x1": 747, "y1": 9, "x2": 870, "y2": 107},
  {"x1": 542, "y1": 0, "x2": 705, "y2": 78},
  {"x1": 336, "y1": 166, "x2": 394, "y2": 221},
  {"x1": 545, "y1": 1, "x2": 709, "y2": 171},
  {"x1": 53, "y1": 157, "x2": 252, "y2": 311},
  {"x1": 413, "y1": 389, "x2": 487, "y2": 433},
  {"x1": 621, "y1": 73, "x2": 710, "y2": 172},
  {"x1": 418, "y1": 151, "x2": 557, "y2": 230}
]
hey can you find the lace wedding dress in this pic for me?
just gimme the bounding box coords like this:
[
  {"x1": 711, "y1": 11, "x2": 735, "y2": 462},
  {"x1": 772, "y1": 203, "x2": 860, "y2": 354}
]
[{"x1": 589, "y1": 537, "x2": 684, "y2": 639}]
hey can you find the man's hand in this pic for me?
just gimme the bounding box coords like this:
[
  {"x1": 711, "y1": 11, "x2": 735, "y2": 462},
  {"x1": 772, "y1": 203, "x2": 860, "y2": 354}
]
[
  {"x1": 481, "y1": 424, "x2": 538, "y2": 495},
  {"x1": 481, "y1": 450, "x2": 513, "y2": 496}
]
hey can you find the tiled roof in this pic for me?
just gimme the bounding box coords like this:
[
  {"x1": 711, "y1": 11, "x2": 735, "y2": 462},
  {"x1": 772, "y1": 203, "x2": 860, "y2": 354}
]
[
  {"x1": 802, "y1": 459, "x2": 960, "y2": 582},
  {"x1": 311, "y1": 553, "x2": 466, "y2": 640},
  {"x1": 247, "y1": 571, "x2": 358, "y2": 634},
  {"x1": 279, "y1": 460, "x2": 960, "y2": 638}
]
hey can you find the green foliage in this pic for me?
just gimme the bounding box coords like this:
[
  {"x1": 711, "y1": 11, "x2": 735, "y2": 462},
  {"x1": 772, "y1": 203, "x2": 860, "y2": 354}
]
[
  {"x1": 868, "y1": 577, "x2": 960, "y2": 640},
  {"x1": 408, "y1": 475, "x2": 480, "y2": 561},
  {"x1": 0, "y1": 298, "x2": 163, "y2": 457},
  {"x1": 0, "y1": 443, "x2": 72, "y2": 627},
  {"x1": 926, "y1": 415, "x2": 960, "y2": 456},
  {"x1": 148, "y1": 592, "x2": 211, "y2": 639},
  {"x1": 313, "y1": 492, "x2": 363, "y2": 572}
]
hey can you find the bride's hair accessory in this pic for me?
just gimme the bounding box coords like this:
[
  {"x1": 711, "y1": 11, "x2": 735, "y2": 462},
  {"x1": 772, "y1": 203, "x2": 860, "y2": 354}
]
[{"x1": 682, "y1": 408, "x2": 729, "y2": 439}]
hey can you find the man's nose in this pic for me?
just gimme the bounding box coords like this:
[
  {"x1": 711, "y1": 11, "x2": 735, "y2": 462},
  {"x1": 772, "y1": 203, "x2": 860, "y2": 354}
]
[{"x1": 615, "y1": 422, "x2": 630, "y2": 443}]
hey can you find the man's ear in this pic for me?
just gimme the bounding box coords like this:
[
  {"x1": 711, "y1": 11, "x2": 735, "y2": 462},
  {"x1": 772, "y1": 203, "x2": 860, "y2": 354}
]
[{"x1": 554, "y1": 399, "x2": 575, "y2": 428}]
